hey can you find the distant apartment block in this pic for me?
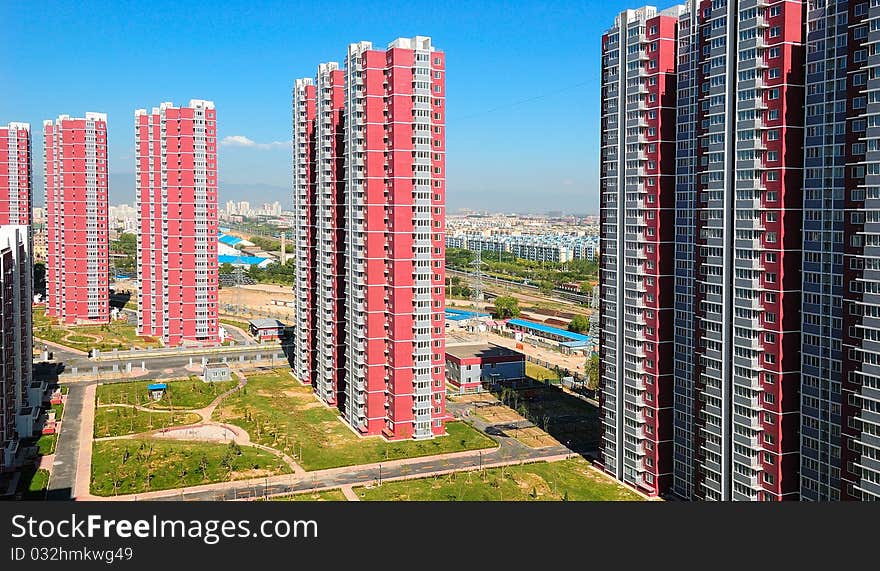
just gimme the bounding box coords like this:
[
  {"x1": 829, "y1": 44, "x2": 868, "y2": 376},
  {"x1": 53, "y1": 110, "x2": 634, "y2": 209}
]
[
  {"x1": 43, "y1": 113, "x2": 109, "y2": 325},
  {"x1": 135, "y1": 100, "x2": 219, "y2": 346},
  {"x1": 445, "y1": 234, "x2": 600, "y2": 262},
  {"x1": 599, "y1": 5, "x2": 681, "y2": 497},
  {"x1": 0, "y1": 123, "x2": 32, "y2": 227},
  {"x1": 0, "y1": 225, "x2": 33, "y2": 471}
]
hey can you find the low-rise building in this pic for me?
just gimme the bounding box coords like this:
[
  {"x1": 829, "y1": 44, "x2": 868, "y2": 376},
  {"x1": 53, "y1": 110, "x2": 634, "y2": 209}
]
[{"x1": 445, "y1": 344, "x2": 525, "y2": 393}]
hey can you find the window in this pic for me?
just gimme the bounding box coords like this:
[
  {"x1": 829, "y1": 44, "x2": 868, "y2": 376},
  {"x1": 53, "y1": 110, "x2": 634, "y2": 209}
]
[
  {"x1": 769, "y1": 26, "x2": 781, "y2": 38},
  {"x1": 768, "y1": 88, "x2": 780, "y2": 100}
]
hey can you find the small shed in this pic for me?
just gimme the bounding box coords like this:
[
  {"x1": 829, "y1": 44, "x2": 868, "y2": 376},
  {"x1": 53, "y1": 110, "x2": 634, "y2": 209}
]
[
  {"x1": 147, "y1": 383, "x2": 167, "y2": 401},
  {"x1": 248, "y1": 318, "x2": 288, "y2": 341},
  {"x1": 203, "y1": 363, "x2": 231, "y2": 382}
]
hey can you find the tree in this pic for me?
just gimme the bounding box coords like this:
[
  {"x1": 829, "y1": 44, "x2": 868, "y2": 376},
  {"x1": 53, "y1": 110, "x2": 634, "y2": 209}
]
[
  {"x1": 493, "y1": 295, "x2": 520, "y2": 319},
  {"x1": 586, "y1": 354, "x2": 600, "y2": 391},
  {"x1": 219, "y1": 263, "x2": 235, "y2": 275},
  {"x1": 568, "y1": 315, "x2": 590, "y2": 333}
]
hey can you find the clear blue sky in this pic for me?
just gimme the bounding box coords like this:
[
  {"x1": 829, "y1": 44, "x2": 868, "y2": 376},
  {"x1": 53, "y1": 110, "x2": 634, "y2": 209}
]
[{"x1": 0, "y1": 0, "x2": 627, "y2": 213}]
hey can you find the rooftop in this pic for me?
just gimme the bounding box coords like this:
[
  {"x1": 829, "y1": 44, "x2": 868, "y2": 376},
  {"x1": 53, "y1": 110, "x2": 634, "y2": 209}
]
[
  {"x1": 445, "y1": 343, "x2": 523, "y2": 360},
  {"x1": 506, "y1": 318, "x2": 591, "y2": 343},
  {"x1": 249, "y1": 318, "x2": 287, "y2": 329}
]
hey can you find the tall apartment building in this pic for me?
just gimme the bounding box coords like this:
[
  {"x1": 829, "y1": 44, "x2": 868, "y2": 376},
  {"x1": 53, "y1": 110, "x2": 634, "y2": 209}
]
[
  {"x1": 292, "y1": 79, "x2": 318, "y2": 386},
  {"x1": 43, "y1": 113, "x2": 109, "y2": 325},
  {"x1": 342, "y1": 37, "x2": 447, "y2": 440},
  {"x1": 0, "y1": 226, "x2": 33, "y2": 471},
  {"x1": 313, "y1": 63, "x2": 347, "y2": 406},
  {"x1": 671, "y1": 0, "x2": 805, "y2": 502},
  {"x1": 135, "y1": 100, "x2": 219, "y2": 346},
  {"x1": 599, "y1": 5, "x2": 682, "y2": 497},
  {"x1": 800, "y1": 0, "x2": 880, "y2": 501},
  {"x1": 294, "y1": 37, "x2": 447, "y2": 439},
  {"x1": 0, "y1": 123, "x2": 32, "y2": 227}
]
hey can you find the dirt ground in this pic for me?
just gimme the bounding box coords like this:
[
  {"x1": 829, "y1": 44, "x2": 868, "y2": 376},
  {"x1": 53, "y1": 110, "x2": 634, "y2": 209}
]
[{"x1": 219, "y1": 285, "x2": 296, "y2": 320}]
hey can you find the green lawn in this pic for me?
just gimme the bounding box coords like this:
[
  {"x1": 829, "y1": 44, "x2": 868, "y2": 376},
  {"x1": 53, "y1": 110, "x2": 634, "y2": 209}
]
[
  {"x1": 214, "y1": 370, "x2": 498, "y2": 471},
  {"x1": 32, "y1": 306, "x2": 161, "y2": 352},
  {"x1": 355, "y1": 458, "x2": 644, "y2": 501},
  {"x1": 16, "y1": 466, "x2": 50, "y2": 500},
  {"x1": 270, "y1": 489, "x2": 348, "y2": 502},
  {"x1": 36, "y1": 434, "x2": 57, "y2": 456},
  {"x1": 51, "y1": 402, "x2": 64, "y2": 419},
  {"x1": 96, "y1": 378, "x2": 238, "y2": 410},
  {"x1": 526, "y1": 362, "x2": 561, "y2": 383},
  {"x1": 94, "y1": 406, "x2": 202, "y2": 438},
  {"x1": 91, "y1": 439, "x2": 292, "y2": 496},
  {"x1": 220, "y1": 318, "x2": 251, "y2": 332}
]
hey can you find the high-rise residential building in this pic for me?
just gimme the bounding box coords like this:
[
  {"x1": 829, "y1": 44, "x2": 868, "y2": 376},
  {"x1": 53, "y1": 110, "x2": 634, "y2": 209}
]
[
  {"x1": 135, "y1": 100, "x2": 219, "y2": 346},
  {"x1": 293, "y1": 36, "x2": 447, "y2": 440},
  {"x1": 313, "y1": 62, "x2": 347, "y2": 406},
  {"x1": 0, "y1": 225, "x2": 33, "y2": 471},
  {"x1": 800, "y1": 1, "x2": 879, "y2": 501},
  {"x1": 43, "y1": 113, "x2": 109, "y2": 325},
  {"x1": 292, "y1": 77, "x2": 317, "y2": 386},
  {"x1": 600, "y1": 1, "x2": 806, "y2": 501},
  {"x1": 671, "y1": 0, "x2": 805, "y2": 502},
  {"x1": 342, "y1": 36, "x2": 447, "y2": 439},
  {"x1": 0, "y1": 123, "x2": 32, "y2": 227},
  {"x1": 599, "y1": 5, "x2": 682, "y2": 497}
]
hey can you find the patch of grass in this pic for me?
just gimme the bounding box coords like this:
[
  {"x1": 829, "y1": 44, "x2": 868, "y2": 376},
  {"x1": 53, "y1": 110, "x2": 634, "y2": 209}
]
[
  {"x1": 32, "y1": 306, "x2": 161, "y2": 352},
  {"x1": 94, "y1": 407, "x2": 202, "y2": 438},
  {"x1": 355, "y1": 458, "x2": 644, "y2": 501},
  {"x1": 270, "y1": 489, "x2": 348, "y2": 502},
  {"x1": 214, "y1": 369, "x2": 497, "y2": 471},
  {"x1": 36, "y1": 434, "x2": 57, "y2": 456},
  {"x1": 16, "y1": 466, "x2": 49, "y2": 500},
  {"x1": 220, "y1": 318, "x2": 251, "y2": 332},
  {"x1": 96, "y1": 378, "x2": 238, "y2": 410},
  {"x1": 91, "y1": 439, "x2": 292, "y2": 496},
  {"x1": 51, "y1": 402, "x2": 64, "y2": 420},
  {"x1": 526, "y1": 362, "x2": 560, "y2": 383}
]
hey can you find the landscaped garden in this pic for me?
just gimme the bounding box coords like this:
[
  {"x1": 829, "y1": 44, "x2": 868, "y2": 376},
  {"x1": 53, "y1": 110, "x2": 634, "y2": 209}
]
[
  {"x1": 354, "y1": 458, "x2": 644, "y2": 501},
  {"x1": 94, "y1": 406, "x2": 202, "y2": 438},
  {"x1": 32, "y1": 307, "x2": 162, "y2": 352},
  {"x1": 96, "y1": 378, "x2": 238, "y2": 410},
  {"x1": 213, "y1": 369, "x2": 498, "y2": 471},
  {"x1": 91, "y1": 439, "x2": 292, "y2": 496}
]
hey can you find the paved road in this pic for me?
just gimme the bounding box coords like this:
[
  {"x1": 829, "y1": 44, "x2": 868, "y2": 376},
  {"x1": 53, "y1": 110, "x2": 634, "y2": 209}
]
[
  {"x1": 140, "y1": 438, "x2": 572, "y2": 501},
  {"x1": 46, "y1": 382, "x2": 87, "y2": 500}
]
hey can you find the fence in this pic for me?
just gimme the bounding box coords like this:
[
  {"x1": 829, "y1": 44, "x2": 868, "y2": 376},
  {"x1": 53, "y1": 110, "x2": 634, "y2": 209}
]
[{"x1": 64, "y1": 350, "x2": 289, "y2": 380}]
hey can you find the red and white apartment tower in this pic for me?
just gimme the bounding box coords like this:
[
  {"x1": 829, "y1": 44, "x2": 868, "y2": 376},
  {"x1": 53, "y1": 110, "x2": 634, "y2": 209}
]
[
  {"x1": 135, "y1": 100, "x2": 219, "y2": 346},
  {"x1": 599, "y1": 6, "x2": 682, "y2": 497},
  {"x1": 342, "y1": 37, "x2": 446, "y2": 439},
  {"x1": 0, "y1": 226, "x2": 32, "y2": 471},
  {"x1": 0, "y1": 123, "x2": 32, "y2": 227},
  {"x1": 292, "y1": 79, "x2": 318, "y2": 385},
  {"x1": 43, "y1": 113, "x2": 109, "y2": 325},
  {"x1": 314, "y1": 63, "x2": 347, "y2": 406}
]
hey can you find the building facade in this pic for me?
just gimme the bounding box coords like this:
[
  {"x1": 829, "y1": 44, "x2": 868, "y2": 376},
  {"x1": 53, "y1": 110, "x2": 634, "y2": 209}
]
[
  {"x1": 0, "y1": 123, "x2": 32, "y2": 227},
  {"x1": 342, "y1": 37, "x2": 447, "y2": 439},
  {"x1": 599, "y1": 5, "x2": 682, "y2": 497},
  {"x1": 800, "y1": 0, "x2": 880, "y2": 501},
  {"x1": 135, "y1": 100, "x2": 219, "y2": 346},
  {"x1": 292, "y1": 78, "x2": 317, "y2": 385},
  {"x1": 43, "y1": 113, "x2": 109, "y2": 325},
  {"x1": 670, "y1": 0, "x2": 805, "y2": 502},
  {"x1": 0, "y1": 225, "x2": 32, "y2": 471},
  {"x1": 314, "y1": 63, "x2": 347, "y2": 407}
]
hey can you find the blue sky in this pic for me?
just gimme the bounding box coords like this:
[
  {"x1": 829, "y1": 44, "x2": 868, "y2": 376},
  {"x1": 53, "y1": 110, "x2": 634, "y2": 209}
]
[{"x1": 0, "y1": 0, "x2": 626, "y2": 213}]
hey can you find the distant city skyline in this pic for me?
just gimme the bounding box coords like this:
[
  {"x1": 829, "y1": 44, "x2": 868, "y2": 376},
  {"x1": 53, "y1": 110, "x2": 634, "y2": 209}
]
[{"x1": 0, "y1": 0, "x2": 616, "y2": 213}]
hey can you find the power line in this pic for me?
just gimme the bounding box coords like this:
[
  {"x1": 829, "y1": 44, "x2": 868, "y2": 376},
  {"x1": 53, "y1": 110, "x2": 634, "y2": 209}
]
[{"x1": 450, "y1": 81, "x2": 592, "y2": 123}]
